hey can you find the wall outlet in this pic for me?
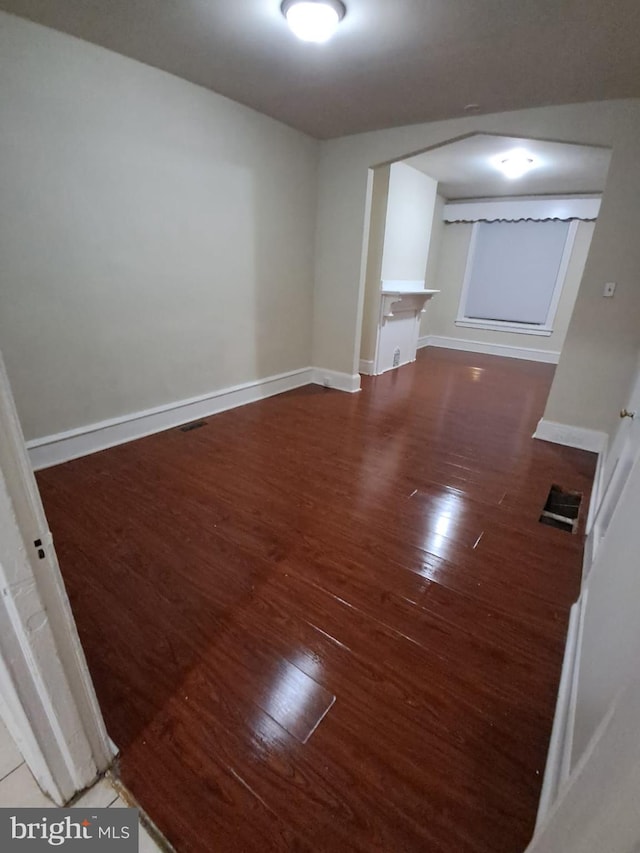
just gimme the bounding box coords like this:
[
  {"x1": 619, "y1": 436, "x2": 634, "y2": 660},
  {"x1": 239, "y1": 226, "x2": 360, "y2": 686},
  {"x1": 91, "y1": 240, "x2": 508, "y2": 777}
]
[{"x1": 603, "y1": 282, "x2": 617, "y2": 298}]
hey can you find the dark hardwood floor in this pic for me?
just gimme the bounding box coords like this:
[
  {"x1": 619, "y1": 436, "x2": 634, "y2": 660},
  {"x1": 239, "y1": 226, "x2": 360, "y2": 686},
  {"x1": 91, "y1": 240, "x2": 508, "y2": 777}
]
[{"x1": 36, "y1": 348, "x2": 596, "y2": 852}]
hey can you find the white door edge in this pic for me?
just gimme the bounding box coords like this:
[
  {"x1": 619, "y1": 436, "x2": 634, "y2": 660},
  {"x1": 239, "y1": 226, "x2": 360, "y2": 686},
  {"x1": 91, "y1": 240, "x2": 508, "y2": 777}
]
[{"x1": 0, "y1": 349, "x2": 115, "y2": 804}]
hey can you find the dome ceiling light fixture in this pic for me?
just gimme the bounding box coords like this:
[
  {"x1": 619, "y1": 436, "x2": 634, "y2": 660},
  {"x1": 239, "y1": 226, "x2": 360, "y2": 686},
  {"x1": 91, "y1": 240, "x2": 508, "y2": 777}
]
[
  {"x1": 493, "y1": 148, "x2": 537, "y2": 180},
  {"x1": 281, "y1": 0, "x2": 347, "y2": 43}
]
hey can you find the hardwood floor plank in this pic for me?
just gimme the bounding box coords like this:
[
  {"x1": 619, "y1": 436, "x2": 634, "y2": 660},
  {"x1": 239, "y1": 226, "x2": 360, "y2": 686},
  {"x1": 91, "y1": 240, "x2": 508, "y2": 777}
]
[{"x1": 36, "y1": 349, "x2": 596, "y2": 852}]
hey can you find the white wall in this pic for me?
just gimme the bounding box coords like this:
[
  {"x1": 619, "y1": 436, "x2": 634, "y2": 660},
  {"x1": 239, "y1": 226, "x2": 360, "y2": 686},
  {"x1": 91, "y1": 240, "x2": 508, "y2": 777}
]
[
  {"x1": 570, "y1": 443, "x2": 640, "y2": 767},
  {"x1": 360, "y1": 163, "x2": 438, "y2": 365},
  {"x1": 421, "y1": 193, "x2": 446, "y2": 332},
  {"x1": 380, "y1": 162, "x2": 438, "y2": 281},
  {"x1": 312, "y1": 100, "x2": 640, "y2": 443},
  {"x1": 359, "y1": 166, "x2": 390, "y2": 364},
  {"x1": 527, "y1": 676, "x2": 640, "y2": 853},
  {"x1": 0, "y1": 12, "x2": 318, "y2": 442},
  {"x1": 420, "y1": 220, "x2": 594, "y2": 354},
  {"x1": 528, "y1": 366, "x2": 640, "y2": 851}
]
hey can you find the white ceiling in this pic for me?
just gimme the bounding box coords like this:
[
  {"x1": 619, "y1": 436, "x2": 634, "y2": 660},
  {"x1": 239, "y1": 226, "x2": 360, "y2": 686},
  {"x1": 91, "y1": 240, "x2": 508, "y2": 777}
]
[
  {"x1": 404, "y1": 134, "x2": 611, "y2": 200},
  {"x1": 1, "y1": 0, "x2": 639, "y2": 139}
]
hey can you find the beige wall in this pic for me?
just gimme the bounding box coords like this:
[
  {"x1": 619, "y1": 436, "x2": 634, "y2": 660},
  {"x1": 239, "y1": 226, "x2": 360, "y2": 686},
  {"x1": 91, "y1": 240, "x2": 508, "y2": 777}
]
[
  {"x1": 420, "y1": 220, "x2": 594, "y2": 354},
  {"x1": 544, "y1": 123, "x2": 640, "y2": 434},
  {"x1": 0, "y1": 13, "x2": 318, "y2": 441},
  {"x1": 2, "y1": 13, "x2": 639, "y2": 445},
  {"x1": 313, "y1": 99, "x2": 640, "y2": 441}
]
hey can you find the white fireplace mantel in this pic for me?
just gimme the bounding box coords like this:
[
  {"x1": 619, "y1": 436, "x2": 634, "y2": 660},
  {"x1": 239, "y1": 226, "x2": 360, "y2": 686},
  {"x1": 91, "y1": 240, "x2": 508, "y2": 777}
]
[
  {"x1": 367, "y1": 284, "x2": 439, "y2": 376},
  {"x1": 380, "y1": 287, "x2": 439, "y2": 323}
]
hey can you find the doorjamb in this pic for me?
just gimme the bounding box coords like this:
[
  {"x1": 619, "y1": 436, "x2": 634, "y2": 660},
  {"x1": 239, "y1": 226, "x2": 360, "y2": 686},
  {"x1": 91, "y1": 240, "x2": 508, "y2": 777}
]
[{"x1": 0, "y1": 349, "x2": 115, "y2": 804}]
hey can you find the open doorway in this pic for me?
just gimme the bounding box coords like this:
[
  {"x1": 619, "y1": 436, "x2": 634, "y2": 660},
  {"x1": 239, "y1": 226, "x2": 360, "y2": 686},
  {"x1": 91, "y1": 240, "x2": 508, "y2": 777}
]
[{"x1": 359, "y1": 134, "x2": 611, "y2": 376}]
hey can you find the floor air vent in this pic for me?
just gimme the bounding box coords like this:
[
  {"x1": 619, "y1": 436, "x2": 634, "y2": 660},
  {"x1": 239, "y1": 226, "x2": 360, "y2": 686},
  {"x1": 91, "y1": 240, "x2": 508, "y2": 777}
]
[
  {"x1": 179, "y1": 420, "x2": 207, "y2": 432},
  {"x1": 539, "y1": 484, "x2": 582, "y2": 533}
]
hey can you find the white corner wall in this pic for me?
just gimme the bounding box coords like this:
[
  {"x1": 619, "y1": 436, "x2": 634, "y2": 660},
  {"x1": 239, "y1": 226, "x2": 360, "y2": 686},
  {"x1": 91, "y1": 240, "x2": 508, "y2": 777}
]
[
  {"x1": 359, "y1": 166, "x2": 390, "y2": 364},
  {"x1": 419, "y1": 193, "x2": 446, "y2": 336},
  {"x1": 312, "y1": 99, "x2": 640, "y2": 444},
  {"x1": 380, "y1": 163, "x2": 438, "y2": 281},
  {"x1": 0, "y1": 12, "x2": 318, "y2": 442}
]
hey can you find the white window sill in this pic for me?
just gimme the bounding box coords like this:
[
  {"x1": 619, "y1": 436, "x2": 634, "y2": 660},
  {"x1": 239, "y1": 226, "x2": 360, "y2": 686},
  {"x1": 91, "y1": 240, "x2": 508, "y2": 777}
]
[{"x1": 455, "y1": 319, "x2": 553, "y2": 337}]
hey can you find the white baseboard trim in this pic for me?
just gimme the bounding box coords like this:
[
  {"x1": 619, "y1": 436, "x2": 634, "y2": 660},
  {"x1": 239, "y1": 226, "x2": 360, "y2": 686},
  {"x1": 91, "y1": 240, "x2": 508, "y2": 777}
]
[
  {"x1": 561, "y1": 588, "x2": 588, "y2": 783},
  {"x1": 312, "y1": 368, "x2": 362, "y2": 394},
  {"x1": 359, "y1": 359, "x2": 374, "y2": 375},
  {"x1": 533, "y1": 418, "x2": 608, "y2": 454},
  {"x1": 419, "y1": 335, "x2": 561, "y2": 363},
  {"x1": 535, "y1": 590, "x2": 588, "y2": 830},
  {"x1": 27, "y1": 366, "x2": 360, "y2": 470},
  {"x1": 585, "y1": 438, "x2": 608, "y2": 535},
  {"x1": 581, "y1": 432, "x2": 609, "y2": 580}
]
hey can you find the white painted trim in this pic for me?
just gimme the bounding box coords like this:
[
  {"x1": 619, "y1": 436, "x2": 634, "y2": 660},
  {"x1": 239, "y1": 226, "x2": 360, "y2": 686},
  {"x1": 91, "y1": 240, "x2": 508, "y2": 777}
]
[
  {"x1": 535, "y1": 596, "x2": 582, "y2": 830},
  {"x1": 560, "y1": 588, "x2": 589, "y2": 786},
  {"x1": 535, "y1": 591, "x2": 589, "y2": 828},
  {"x1": 0, "y1": 645, "x2": 63, "y2": 804},
  {"x1": 581, "y1": 444, "x2": 608, "y2": 581},
  {"x1": 533, "y1": 418, "x2": 608, "y2": 453},
  {"x1": 587, "y1": 358, "x2": 640, "y2": 568},
  {"x1": 311, "y1": 368, "x2": 361, "y2": 394},
  {"x1": 28, "y1": 369, "x2": 313, "y2": 470},
  {"x1": 27, "y1": 367, "x2": 360, "y2": 470},
  {"x1": 444, "y1": 197, "x2": 601, "y2": 223},
  {"x1": 457, "y1": 221, "x2": 480, "y2": 327},
  {"x1": 380, "y1": 279, "x2": 426, "y2": 292},
  {"x1": 0, "y1": 349, "x2": 115, "y2": 805},
  {"x1": 454, "y1": 319, "x2": 553, "y2": 337},
  {"x1": 544, "y1": 220, "x2": 579, "y2": 332},
  {"x1": 585, "y1": 441, "x2": 608, "y2": 536},
  {"x1": 529, "y1": 679, "x2": 635, "y2": 851},
  {"x1": 420, "y1": 335, "x2": 560, "y2": 363},
  {"x1": 359, "y1": 359, "x2": 374, "y2": 375}
]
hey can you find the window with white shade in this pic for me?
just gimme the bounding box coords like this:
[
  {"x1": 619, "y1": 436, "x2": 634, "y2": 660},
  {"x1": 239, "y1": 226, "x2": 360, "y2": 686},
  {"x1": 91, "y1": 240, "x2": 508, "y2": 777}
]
[{"x1": 457, "y1": 220, "x2": 578, "y2": 336}]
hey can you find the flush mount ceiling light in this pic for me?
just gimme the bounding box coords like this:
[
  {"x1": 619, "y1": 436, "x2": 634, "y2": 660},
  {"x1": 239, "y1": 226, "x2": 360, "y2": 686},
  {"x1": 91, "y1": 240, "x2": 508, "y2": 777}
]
[
  {"x1": 281, "y1": 0, "x2": 346, "y2": 43},
  {"x1": 493, "y1": 148, "x2": 536, "y2": 180}
]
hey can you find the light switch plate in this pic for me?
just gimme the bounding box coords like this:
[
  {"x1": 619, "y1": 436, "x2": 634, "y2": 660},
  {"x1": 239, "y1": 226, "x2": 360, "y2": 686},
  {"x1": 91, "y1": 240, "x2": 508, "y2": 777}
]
[{"x1": 603, "y1": 282, "x2": 617, "y2": 297}]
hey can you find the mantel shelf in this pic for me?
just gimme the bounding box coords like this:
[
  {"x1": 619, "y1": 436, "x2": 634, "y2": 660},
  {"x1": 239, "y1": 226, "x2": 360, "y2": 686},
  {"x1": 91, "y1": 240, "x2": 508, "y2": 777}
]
[{"x1": 380, "y1": 289, "x2": 439, "y2": 321}]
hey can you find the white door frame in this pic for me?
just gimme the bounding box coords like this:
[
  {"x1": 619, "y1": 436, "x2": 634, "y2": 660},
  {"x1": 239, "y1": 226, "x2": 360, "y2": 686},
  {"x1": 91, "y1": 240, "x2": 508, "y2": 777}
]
[
  {"x1": 589, "y1": 354, "x2": 640, "y2": 564},
  {"x1": 0, "y1": 348, "x2": 115, "y2": 804},
  {"x1": 526, "y1": 676, "x2": 640, "y2": 853}
]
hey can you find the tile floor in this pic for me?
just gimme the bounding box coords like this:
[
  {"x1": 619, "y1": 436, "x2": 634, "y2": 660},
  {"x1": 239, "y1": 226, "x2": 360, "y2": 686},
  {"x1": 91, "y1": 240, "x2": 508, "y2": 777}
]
[{"x1": 0, "y1": 718, "x2": 165, "y2": 851}]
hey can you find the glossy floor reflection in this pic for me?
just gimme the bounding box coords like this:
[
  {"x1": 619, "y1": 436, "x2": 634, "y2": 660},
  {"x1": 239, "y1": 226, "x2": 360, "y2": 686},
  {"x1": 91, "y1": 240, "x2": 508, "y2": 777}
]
[{"x1": 36, "y1": 349, "x2": 596, "y2": 852}]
